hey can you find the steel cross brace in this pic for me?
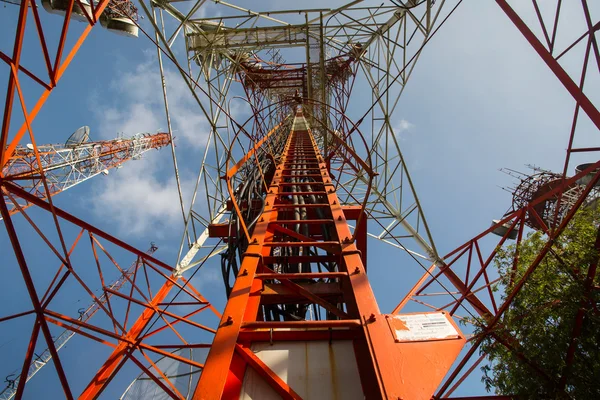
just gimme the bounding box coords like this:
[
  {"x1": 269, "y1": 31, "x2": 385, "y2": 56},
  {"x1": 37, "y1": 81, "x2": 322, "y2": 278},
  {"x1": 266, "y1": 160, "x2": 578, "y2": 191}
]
[{"x1": 193, "y1": 110, "x2": 432, "y2": 399}]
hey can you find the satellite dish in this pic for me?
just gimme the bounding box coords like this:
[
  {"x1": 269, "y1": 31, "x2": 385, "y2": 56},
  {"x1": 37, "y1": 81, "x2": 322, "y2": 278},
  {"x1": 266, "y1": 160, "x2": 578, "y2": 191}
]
[
  {"x1": 99, "y1": 14, "x2": 139, "y2": 38},
  {"x1": 101, "y1": 169, "x2": 109, "y2": 176},
  {"x1": 490, "y1": 219, "x2": 518, "y2": 240},
  {"x1": 26, "y1": 144, "x2": 34, "y2": 150},
  {"x1": 42, "y1": 0, "x2": 91, "y2": 23},
  {"x1": 575, "y1": 163, "x2": 600, "y2": 187},
  {"x1": 65, "y1": 126, "x2": 90, "y2": 148}
]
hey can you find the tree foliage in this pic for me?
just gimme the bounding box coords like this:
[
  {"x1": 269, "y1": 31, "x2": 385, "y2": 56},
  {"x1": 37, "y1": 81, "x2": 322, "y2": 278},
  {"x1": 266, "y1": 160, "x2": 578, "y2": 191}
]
[{"x1": 479, "y1": 206, "x2": 600, "y2": 399}]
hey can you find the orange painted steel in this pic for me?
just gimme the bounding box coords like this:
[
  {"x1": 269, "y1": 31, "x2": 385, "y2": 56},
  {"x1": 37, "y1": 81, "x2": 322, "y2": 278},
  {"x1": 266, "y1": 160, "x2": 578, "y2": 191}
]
[
  {"x1": 234, "y1": 344, "x2": 303, "y2": 400},
  {"x1": 2, "y1": 133, "x2": 171, "y2": 216},
  {"x1": 78, "y1": 278, "x2": 177, "y2": 399},
  {"x1": 4, "y1": 133, "x2": 171, "y2": 178},
  {"x1": 1, "y1": 0, "x2": 111, "y2": 169},
  {"x1": 225, "y1": 118, "x2": 288, "y2": 241},
  {"x1": 0, "y1": 180, "x2": 219, "y2": 399},
  {"x1": 193, "y1": 111, "x2": 465, "y2": 399},
  {"x1": 1, "y1": 2, "x2": 598, "y2": 398}
]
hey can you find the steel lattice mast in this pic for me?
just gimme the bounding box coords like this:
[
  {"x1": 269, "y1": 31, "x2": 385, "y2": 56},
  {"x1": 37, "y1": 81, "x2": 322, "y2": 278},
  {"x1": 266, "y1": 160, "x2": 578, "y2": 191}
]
[
  {"x1": 153, "y1": 1, "x2": 448, "y2": 272},
  {"x1": 0, "y1": 0, "x2": 599, "y2": 399},
  {"x1": 0, "y1": 244, "x2": 158, "y2": 400},
  {"x1": 192, "y1": 109, "x2": 465, "y2": 399},
  {"x1": 2, "y1": 132, "x2": 171, "y2": 217}
]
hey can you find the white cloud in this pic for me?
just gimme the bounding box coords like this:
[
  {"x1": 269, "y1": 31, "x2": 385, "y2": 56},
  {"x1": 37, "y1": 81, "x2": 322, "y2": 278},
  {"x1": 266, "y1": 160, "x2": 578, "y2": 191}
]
[
  {"x1": 93, "y1": 55, "x2": 211, "y2": 148},
  {"x1": 394, "y1": 118, "x2": 415, "y2": 139},
  {"x1": 101, "y1": 103, "x2": 161, "y2": 137},
  {"x1": 88, "y1": 54, "x2": 210, "y2": 235},
  {"x1": 396, "y1": 119, "x2": 414, "y2": 132},
  {"x1": 190, "y1": 267, "x2": 221, "y2": 291},
  {"x1": 90, "y1": 151, "x2": 191, "y2": 236}
]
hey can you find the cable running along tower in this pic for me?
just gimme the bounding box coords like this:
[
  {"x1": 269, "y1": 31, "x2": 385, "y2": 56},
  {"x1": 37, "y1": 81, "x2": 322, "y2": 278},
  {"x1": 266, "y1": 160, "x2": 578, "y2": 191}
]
[{"x1": 1, "y1": 1, "x2": 599, "y2": 399}]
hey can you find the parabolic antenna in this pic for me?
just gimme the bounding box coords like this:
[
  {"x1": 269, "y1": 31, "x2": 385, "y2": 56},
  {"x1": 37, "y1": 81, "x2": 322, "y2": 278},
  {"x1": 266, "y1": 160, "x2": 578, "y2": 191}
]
[
  {"x1": 100, "y1": 14, "x2": 139, "y2": 38},
  {"x1": 65, "y1": 126, "x2": 90, "y2": 148},
  {"x1": 575, "y1": 162, "x2": 600, "y2": 187},
  {"x1": 41, "y1": 0, "x2": 92, "y2": 22}
]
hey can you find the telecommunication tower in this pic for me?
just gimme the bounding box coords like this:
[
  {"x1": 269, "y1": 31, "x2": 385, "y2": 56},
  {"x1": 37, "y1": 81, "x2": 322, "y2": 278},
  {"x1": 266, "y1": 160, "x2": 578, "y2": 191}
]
[
  {"x1": 2, "y1": 128, "x2": 171, "y2": 217},
  {"x1": 0, "y1": 1, "x2": 599, "y2": 399},
  {"x1": 0, "y1": 244, "x2": 159, "y2": 400}
]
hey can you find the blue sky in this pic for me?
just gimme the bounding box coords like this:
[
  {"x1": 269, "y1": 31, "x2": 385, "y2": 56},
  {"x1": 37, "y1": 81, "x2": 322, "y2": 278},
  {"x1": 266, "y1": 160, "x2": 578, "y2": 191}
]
[{"x1": 0, "y1": 0, "x2": 595, "y2": 398}]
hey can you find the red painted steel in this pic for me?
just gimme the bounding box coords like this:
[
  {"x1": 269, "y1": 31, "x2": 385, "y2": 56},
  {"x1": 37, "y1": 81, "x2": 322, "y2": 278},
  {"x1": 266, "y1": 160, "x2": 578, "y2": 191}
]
[
  {"x1": 496, "y1": 0, "x2": 600, "y2": 131},
  {"x1": 1, "y1": 0, "x2": 111, "y2": 168},
  {"x1": 2, "y1": 133, "x2": 171, "y2": 216},
  {"x1": 2, "y1": 2, "x2": 599, "y2": 399},
  {"x1": 193, "y1": 111, "x2": 465, "y2": 399},
  {"x1": 0, "y1": 181, "x2": 219, "y2": 399},
  {"x1": 394, "y1": 162, "x2": 600, "y2": 398}
]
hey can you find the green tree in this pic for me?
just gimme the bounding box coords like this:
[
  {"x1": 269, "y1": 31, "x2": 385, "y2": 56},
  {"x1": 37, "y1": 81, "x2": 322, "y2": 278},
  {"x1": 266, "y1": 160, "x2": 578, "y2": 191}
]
[{"x1": 478, "y1": 206, "x2": 600, "y2": 399}]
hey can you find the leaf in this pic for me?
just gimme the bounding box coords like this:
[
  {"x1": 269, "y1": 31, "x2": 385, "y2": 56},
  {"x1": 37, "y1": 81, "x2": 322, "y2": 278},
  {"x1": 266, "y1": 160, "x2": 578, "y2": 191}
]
[{"x1": 477, "y1": 206, "x2": 600, "y2": 398}]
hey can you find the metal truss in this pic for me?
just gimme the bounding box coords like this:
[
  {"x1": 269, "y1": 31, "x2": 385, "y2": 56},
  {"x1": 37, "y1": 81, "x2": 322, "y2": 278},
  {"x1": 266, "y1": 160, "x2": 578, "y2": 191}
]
[
  {"x1": 0, "y1": 184, "x2": 220, "y2": 399},
  {"x1": 395, "y1": 161, "x2": 600, "y2": 399},
  {"x1": 0, "y1": 1, "x2": 207, "y2": 398},
  {"x1": 394, "y1": 2, "x2": 600, "y2": 397},
  {"x1": 0, "y1": 244, "x2": 158, "y2": 400},
  {"x1": 139, "y1": 0, "x2": 461, "y2": 286},
  {"x1": 2, "y1": 132, "x2": 171, "y2": 217},
  {"x1": 1, "y1": 0, "x2": 599, "y2": 398},
  {"x1": 194, "y1": 109, "x2": 465, "y2": 399}
]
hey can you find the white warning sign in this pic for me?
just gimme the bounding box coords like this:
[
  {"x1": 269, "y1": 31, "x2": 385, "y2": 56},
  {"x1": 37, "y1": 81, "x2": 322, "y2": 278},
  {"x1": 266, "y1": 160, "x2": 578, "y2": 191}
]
[{"x1": 389, "y1": 313, "x2": 459, "y2": 342}]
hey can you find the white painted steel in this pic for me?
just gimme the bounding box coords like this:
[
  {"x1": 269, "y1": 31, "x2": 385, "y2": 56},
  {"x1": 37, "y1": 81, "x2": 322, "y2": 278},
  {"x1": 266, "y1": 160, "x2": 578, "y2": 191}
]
[{"x1": 241, "y1": 340, "x2": 363, "y2": 400}]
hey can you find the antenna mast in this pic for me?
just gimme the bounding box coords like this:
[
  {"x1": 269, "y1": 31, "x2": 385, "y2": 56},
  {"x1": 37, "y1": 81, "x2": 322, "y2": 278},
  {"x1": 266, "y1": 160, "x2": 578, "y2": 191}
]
[
  {"x1": 1, "y1": 1, "x2": 599, "y2": 399},
  {"x1": 2, "y1": 132, "x2": 171, "y2": 216}
]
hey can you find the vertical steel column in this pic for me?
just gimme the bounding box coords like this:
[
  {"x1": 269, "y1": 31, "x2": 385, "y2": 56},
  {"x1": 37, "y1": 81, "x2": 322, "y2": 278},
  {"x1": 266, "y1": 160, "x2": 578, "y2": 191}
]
[
  {"x1": 194, "y1": 110, "x2": 439, "y2": 399},
  {"x1": 495, "y1": 0, "x2": 600, "y2": 131}
]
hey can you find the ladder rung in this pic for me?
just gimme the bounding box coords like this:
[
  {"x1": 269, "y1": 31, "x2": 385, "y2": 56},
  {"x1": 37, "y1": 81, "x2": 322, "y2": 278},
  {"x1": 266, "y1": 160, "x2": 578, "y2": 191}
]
[
  {"x1": 268, "y1": 219, "x2": 333, "y2": 225},
  {"x1": 280, "y1": 174, "x2": 324, "y2": 178},
  {"x1": 241, "y1": 320, "x2": 362, "y2": 329},
  {"x1": 263, "y1": 255, "x2": 338, "y2": 264},
  {"x1": 277, "y1": 182, "x2": 327, "y2": 187},
  {"x1": 272, "y1": 203, "x2": 330, "y2": 208},
  {"x1": 262, "y1": 241, "x2": 340, "y2": 248},
  {"x1": 255, "y1": 272, "x2": 347, "y2": 280},
  {"x1": 276, "y1": 191, "x2": 327, "y2": 196}
]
